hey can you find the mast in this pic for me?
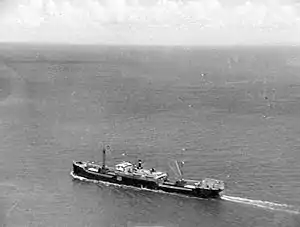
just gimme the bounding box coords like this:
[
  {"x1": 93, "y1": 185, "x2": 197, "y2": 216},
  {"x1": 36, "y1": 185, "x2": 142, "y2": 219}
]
[
  {"x1": 168, "y1": 149, "x2": 185, "y2": 181},
  {"x1": 175, "y1": 160, "x2": 183, "y2": 180},
  {"x1": 175, "y1": 160, "x2": 185, "y2": 181},
  {"x1": 102, "y1": 147, "x2": 106, "y2": 168},
  {"x1": 178, "y1": 148, "x2": 185, "y2": 180},
  {"x1": 102, "y1": 145, "x2": 108, "y2": 168}
]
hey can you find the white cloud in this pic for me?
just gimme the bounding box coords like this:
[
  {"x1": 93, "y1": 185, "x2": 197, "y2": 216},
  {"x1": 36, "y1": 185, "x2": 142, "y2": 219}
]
[{"x1": 0, "y1": 0, "x2": 299, "y2": 45}]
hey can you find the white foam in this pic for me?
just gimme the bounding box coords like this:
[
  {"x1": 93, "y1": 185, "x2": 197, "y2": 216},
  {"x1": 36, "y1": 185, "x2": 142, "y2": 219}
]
[{"x1": 222, "y1": 195, "x2": 300, "y2": 214}]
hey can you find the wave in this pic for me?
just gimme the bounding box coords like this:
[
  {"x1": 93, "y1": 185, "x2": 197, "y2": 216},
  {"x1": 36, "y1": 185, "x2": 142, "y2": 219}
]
[
  {"x1": 222, "y1": 195, "x2": 300, "y2": 215},
  {"x1": 0, "y1": 96, "x2": 25, "y2": 106}
]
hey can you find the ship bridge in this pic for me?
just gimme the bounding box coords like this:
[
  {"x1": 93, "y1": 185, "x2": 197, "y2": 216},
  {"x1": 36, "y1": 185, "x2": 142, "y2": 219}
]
[
  {"x1": 115, "y1": 161, "x2": 133, "y2": 172},
  {"x1": 115, "y1": 161, "x2": 168, "y2": 180}
]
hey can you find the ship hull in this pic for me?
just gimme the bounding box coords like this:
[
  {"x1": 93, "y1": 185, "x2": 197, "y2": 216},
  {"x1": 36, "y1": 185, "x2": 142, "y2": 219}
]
[
  {"x1": 158, "y1": 183, "x2": 221, "y2": 199},
  {"x1": 72, "y1": 161, "x2": 222, "y2": 199}
]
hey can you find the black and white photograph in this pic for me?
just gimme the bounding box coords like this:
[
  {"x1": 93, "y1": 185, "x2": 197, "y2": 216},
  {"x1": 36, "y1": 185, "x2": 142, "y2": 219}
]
[{"x1": 0, "y1": 0, "x2": 300, "y2": 226}]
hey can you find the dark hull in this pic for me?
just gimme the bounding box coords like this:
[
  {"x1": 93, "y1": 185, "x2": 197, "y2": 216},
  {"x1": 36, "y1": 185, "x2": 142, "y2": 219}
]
[
  {"x1": 72, "y1": 162, "x2": 222, "y2": 199},
  {"x1": 159, "y1": 183, "x2": 221, "y2": 199}
]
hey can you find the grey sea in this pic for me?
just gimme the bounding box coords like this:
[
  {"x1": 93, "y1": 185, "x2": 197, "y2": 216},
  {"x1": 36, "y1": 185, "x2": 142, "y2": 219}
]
[{"x1": 0, "y1": 44, "x2": 300, "y2": 227}]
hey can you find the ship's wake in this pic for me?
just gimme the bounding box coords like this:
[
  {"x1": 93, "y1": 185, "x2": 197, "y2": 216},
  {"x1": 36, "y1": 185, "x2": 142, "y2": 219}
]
[
  {"x1": 221, "y1": 195, "x2": 300, "y2": 214},
  {"x1": 70, "y1": 171, "x2": 300, "y2": 214}
]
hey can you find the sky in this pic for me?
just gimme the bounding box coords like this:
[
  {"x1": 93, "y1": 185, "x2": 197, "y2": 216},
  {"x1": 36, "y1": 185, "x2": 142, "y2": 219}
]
[{"x1": 0, "y1": 0, "x2": 299, "y2": 45}]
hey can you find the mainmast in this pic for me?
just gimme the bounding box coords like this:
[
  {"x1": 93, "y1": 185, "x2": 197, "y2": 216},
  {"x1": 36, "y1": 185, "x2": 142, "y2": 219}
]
[
  {"x1": 102, "y1": 147, "x2": 106, "y2": 168},
  {"x1": 175, "y1": 160, "x2": 184, "y2": 181},
  {"x1": 102, "y1": 145, "x2": 110, "y2": 169}
]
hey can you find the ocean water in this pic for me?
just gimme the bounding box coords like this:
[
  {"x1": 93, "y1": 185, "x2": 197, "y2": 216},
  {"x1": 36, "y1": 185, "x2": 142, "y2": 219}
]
[{"x1": 0, "y1": 44, "x2": 300, "y2": 226}]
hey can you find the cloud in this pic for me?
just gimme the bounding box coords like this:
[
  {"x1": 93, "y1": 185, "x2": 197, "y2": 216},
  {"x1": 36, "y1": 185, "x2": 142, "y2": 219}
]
[{"x1": 0, "y1": 0, "x2": 299, "y2": 45}]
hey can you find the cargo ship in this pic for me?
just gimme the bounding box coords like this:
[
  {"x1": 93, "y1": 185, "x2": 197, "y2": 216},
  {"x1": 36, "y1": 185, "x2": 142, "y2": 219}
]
[{"x1": 71, "y1": 146, "x2": 225, "y2": 199}]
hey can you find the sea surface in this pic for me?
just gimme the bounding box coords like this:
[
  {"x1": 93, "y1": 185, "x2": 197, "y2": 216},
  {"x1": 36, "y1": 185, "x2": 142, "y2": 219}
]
[{"x1": 0, "y1": 44, "x2": 300, "y2": 227}]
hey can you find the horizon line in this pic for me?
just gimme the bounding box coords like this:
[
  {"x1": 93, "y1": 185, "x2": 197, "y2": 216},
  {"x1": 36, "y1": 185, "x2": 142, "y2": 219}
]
[{"x1": 1, "y1": 41, "x2": 300, "y2": 49}]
